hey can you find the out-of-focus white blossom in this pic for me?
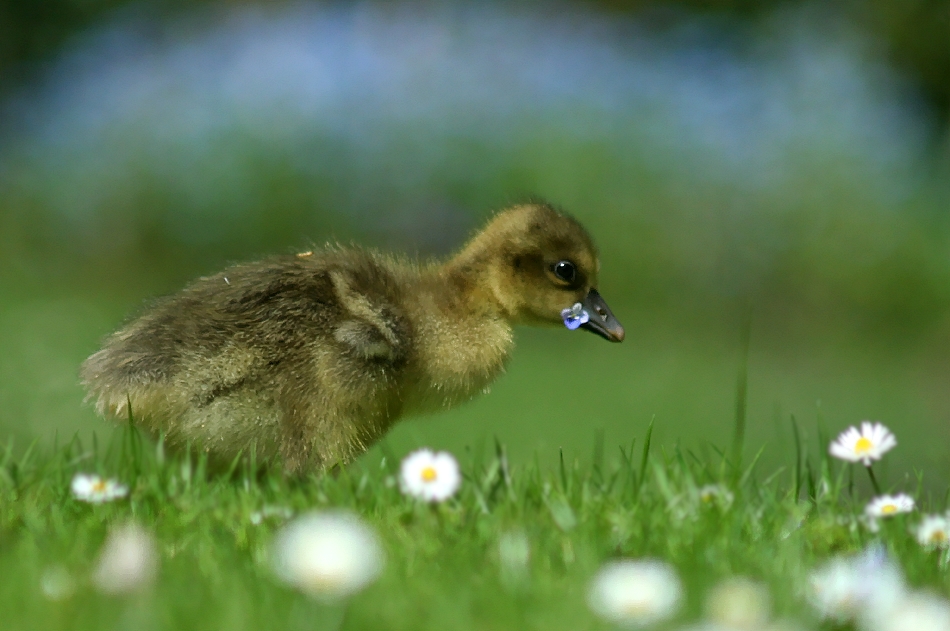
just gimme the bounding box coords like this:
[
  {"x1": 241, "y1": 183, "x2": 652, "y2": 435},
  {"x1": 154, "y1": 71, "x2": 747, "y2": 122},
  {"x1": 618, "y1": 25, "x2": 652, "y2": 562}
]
[
  {"x1": 497, "y1": 529, "x2": 531, "y2": 588},
  {"x1": 249, "y1": 505, "x2": 293, "y2": 526},
  {"x1": 92, "y1": 524, "x2": 159, "y2": 594},
  {"x1": 40, "y1": 566, "x2": 75, "y2": 601},
  {"x1": 70, "y1": 473, "x2": 128, "y2": 503},
  {"x1": 915, "y1": 515, "x2": 950, "y2": 549},
  {"x1": 808, "y1": 548, "x2": 905, "y2": 624},
  {"x1": 866, "y1": 591, "x2": 950, "y2": 631},
  {"x1": 698, "y1": 485, "x2": 735, "y2": 510},
  {"x1": 272, "y1": 510, "x2": 384, "y2": 600},
  {"x1": 705, "y1": 577, "x2": 771, "y2": 629},
  {"x1": 587, "y1": 559, "x2": 683, "y2": 627}
]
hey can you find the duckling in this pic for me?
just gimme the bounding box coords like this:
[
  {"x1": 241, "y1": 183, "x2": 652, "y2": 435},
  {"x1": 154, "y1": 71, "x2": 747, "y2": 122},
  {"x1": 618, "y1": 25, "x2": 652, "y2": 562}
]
[{"x1": 81, "y1": 202, "x2": 624, "y2": 474}]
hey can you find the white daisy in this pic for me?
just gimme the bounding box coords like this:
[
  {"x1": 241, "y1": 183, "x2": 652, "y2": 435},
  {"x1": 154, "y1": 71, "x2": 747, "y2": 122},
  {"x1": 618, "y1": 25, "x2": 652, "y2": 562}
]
[
  {"x1": 698, "y1": 484, "x2": 735, "y2": 510},
  {"x1": 873, "y1": 591, "x2": 950, "y2": 631},
  {"x1": 92, "y1": 524, "x2": 159, "y2": 594},
  {"x1": 587, "y1": 559, "x2": 683, "y2": 627},
  {"x1": 915, "y1": 515, "x2": 950, "y2": 549},
  {"x1": 70, "y1": 473, "x2": 128, "y2": 503},
  {"x1": 249, "y1": 505, "x2": 293, "y2": 526},
  {"x1": 808, "y1": 549, "x2": 905, "y2": 623},
  {"x1": 40, "y1": 566, "x2": 75, "y2": 601},
  {"x1": 705, "y1": 577, "x2": 771, "y2": 630},
  {"x1": 828, "y1": 422, "x2": 896, "y2": 466},
  {"x1": 675, "y1": 624, "x2": 733, "y2": 631},
  {"x1": 865, "y1": 494, "x2": 915, "y2": 519},
  {"x1": 399, "y1": 448, "x2": 461, "y2": 502},
  {"x1": 677, "y1": 624, "x2": 798, "y2": 631},
  {"x1": 497, "y1": 529, "x2": 531, "y2": 588},
  {"x1": 763, "y1": 622, "x2": 812, "y2": 631},
  {"x1": 272, "y1": 510, "x2": 384, "y2": 601},
  {"x1": 808, "y1": 560, "x2": 860, "y2": 621}
]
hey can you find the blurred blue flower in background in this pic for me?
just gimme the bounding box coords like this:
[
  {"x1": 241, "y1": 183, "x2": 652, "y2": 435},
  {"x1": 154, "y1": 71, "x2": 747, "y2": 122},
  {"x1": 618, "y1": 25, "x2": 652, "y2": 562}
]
[{"x1": 0, "y1": 2, "x2": 931, "y2": 252}]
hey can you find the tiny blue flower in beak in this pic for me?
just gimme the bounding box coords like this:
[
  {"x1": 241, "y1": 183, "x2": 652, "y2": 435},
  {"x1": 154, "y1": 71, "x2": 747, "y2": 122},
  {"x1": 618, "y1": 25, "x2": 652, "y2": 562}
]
[{"x1": 561, "y1": 303, "x2": 590, "y2": 330}]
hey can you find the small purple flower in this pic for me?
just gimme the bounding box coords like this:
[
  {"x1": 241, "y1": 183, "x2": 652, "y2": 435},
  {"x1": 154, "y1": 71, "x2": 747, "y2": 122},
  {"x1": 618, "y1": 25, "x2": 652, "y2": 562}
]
[{"x1": 561, "y1": 303, "x2": 589, "y2": 330}]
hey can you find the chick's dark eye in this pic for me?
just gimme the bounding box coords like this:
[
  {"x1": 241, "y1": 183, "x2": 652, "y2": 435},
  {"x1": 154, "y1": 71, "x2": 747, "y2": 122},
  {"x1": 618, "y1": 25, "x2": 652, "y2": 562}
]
[{"x1": 553, "y1": 260, "x2": 576, "y2": 283}]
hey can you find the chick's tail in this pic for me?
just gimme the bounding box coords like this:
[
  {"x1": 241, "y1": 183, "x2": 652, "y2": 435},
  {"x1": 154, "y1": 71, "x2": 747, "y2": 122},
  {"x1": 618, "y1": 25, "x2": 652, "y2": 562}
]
[{"x1": 80, "y1": 345, "x2": 173, "y2": 421}]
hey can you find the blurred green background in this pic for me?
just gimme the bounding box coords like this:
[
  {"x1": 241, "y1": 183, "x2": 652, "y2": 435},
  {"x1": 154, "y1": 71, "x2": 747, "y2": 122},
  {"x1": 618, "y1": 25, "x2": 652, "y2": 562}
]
[{"x1": 1, "y1": 0, "x2": 949, "y2": 481}]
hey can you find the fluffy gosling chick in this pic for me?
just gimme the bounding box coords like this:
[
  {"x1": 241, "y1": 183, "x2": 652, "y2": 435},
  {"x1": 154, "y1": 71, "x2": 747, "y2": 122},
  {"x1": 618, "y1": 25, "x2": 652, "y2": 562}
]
[{"x1": 81, "y1": 203, "x2": 624, "y2": 474}]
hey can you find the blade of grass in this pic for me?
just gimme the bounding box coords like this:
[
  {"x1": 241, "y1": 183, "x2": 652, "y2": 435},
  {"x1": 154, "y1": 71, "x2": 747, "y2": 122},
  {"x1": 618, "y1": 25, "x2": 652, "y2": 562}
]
[
  {"x1": 618, "y1": 438, "x2": 636, "y2": 498},
  {"x1": 866, "y1": 466, "x2": 882, "y2": 495},
  {"x1": 494, "y1": 436, "x2": 515, "y2": 502},
  {"x1": 805, "y1": 455, "x2": 817, "y2": 502},
  {"x1": 224, "y1": 449, "x2": 246, "y2": 479},
  {"x1": 377, "y1": 439, "x2": 398, "y2": 474},
  {"x1": 636, "y1": 416, "x2": 655, "y2": 497},
  {"x1": 686, "y1": 449, "x2": 713, "y2": 481},
  {"x1": 591, "y1": 428, "x2": 604, "y2": 486},
  {"x1": 791, "y1": 415, "x2": 803, "y2": 502},
  {"x1": 738, "y1": 444, "x2": 766, "y2": 488},
  {"x1": 761, "y1": 466, "x2": 787, "y2": 487},
  {"x1": 731, "y1": 308, "x2": 752, "y2": 478},
  {"x1": 559, "y1": 447, "x2": 568, "y2": 493},
  {"x1": 848, "y1": 463, "x2": 854, "y2": 500}
]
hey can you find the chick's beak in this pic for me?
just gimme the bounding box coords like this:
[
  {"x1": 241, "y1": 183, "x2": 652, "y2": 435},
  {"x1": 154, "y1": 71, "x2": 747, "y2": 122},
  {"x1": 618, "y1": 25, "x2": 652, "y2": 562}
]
[{"x1": 581, "y1": 288, "x2": 625, "y2": 342}]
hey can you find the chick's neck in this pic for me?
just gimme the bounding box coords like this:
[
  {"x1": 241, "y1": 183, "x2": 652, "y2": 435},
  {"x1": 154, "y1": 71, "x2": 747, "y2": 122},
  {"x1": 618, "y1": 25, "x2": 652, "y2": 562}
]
[
  {"x1": 396, "y1": 260, "x2": 513, "y2": 412},
  {"x1": 438, "y1": 232, "x2": 522, "y2": 320}
]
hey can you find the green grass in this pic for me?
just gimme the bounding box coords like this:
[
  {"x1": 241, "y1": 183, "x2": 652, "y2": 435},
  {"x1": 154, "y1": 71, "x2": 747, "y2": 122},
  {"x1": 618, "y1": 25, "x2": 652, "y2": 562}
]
[
  {"x1": 2, "y1": 111, "x2": 950, "y2": 629},
  {"x1": 4, "y1": 124, "x2": 950, "y2": 478},
  {"x1": 4, "y1": 278, "x2": 950, "y2": 484},
  {"x1": 2, "y1": 419, "x2": 948, "y2": 631}
]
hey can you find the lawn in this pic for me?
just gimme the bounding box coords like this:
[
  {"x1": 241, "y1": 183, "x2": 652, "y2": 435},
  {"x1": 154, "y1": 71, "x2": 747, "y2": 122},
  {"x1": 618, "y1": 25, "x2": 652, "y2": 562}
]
[
  {"x1": 3, "y1": 6, "x2": 950, "y2": 628},
  {"x1": 2, "y1": 414, "x2": 948, "y2": 631}
]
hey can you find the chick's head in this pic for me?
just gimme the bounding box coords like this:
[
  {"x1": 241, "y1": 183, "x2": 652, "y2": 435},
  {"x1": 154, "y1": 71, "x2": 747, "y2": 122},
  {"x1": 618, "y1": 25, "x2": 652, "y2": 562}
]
[{"x1": 475, "y1": 203, "x2": 624, "y2": 342}]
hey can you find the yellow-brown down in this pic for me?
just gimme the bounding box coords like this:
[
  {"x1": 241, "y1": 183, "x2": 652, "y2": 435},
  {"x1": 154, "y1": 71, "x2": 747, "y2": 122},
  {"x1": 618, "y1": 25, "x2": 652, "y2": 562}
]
[{"x1": 81, "y1": 203, "x2": 622, "y2": 474}]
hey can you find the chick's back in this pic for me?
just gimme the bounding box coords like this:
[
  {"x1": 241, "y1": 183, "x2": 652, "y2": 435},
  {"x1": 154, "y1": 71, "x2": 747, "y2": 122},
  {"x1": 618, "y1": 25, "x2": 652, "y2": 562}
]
[{"x1": 81, "y1": 249, "x2": 415, "y2": 469}]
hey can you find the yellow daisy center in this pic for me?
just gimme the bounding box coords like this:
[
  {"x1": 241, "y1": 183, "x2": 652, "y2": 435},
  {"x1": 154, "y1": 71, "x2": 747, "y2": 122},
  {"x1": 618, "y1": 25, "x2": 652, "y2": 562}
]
[
  {"x1": 92, "y1": 480, "x2": 107, "y2": 492},
  {"x1": 854, "y1": 437, "x2": 873, "y2": 454},
  {"x1": 421, "y1": 466, "x2": 438, "y2": 482},
  {"x1": 931, "y1": 531, "x2": 947, "y2": 543},
  {"x1": 881, "y1": 504, "x2": 898, "y2": 515}
]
